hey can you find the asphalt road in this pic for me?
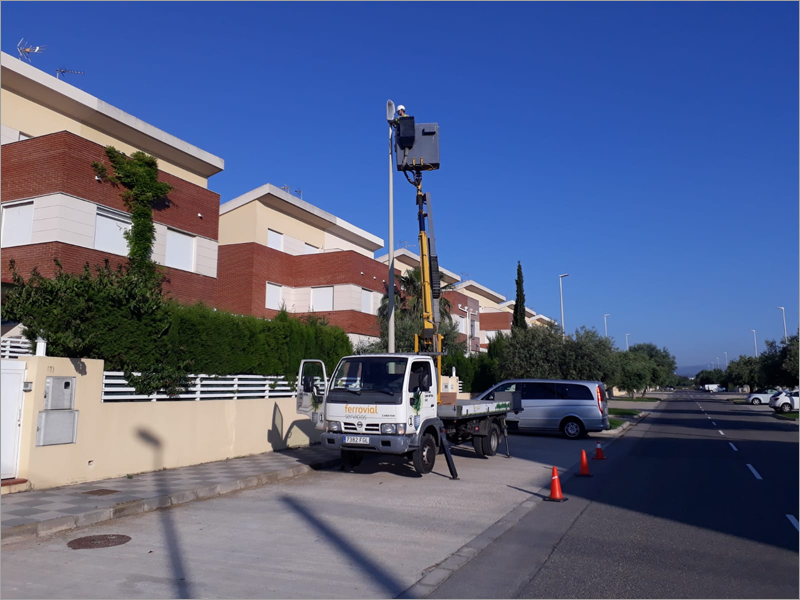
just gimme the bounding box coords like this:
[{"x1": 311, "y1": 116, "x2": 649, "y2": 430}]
[{"x1": 431, "y1": 392, "x2": 799, "y2": 599}]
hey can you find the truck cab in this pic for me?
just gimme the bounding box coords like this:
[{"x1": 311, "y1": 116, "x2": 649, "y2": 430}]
[{"x1": 296, "y1": 354, "x2": 443, "y2": 474}]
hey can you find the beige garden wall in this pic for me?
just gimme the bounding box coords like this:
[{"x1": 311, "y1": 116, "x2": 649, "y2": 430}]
[{"x1": 17, "y1": 357, "x2": 319, "y2": 491}]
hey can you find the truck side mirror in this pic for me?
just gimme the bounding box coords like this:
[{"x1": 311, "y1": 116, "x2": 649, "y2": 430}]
[
  {"x1": 302, "y1": 376, "x2": 314, "y2": 394},
  {"x1": 419, "y1": 373, "x2": 431, "y2": 392}
]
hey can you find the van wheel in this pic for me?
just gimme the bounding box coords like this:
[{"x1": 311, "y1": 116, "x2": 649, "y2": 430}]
[
  {"x1": 341, "y1": 450, "x2": 362, "y2": 469},
  {"x1": 413, "y1": 434, "x2": 437, "y2": 475},
  {"x1": 482, "y1": 424, "x2": 500, "y2": 457},
  {"x1": 561, "y1": 418, "x2": 586, "y2": 440}
]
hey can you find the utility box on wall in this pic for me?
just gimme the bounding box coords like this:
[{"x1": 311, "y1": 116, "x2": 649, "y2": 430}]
[
  {"x1": 37, "y1": 376, "x2": 78, "y2": 446},
  {"x1": 395, "y1": 122, "x2": 440, "y2": 171}
]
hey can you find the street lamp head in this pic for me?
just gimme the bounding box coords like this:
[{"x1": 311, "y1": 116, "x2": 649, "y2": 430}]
[
  {"x1": 386, "y1": 100, "x2": 395, "y2": 122},
  {"x1": 604, "y1": 313, "x2": 611, "y2": 318},
  {"x1": 777, "y1": 306, "x2": 784, "y2": 310},
  {"x1": 559, "y1": 273, "x2": 569, "y2": 278}
]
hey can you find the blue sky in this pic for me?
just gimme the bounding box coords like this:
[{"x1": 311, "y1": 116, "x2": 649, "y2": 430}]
[{"x1": 4, "y1": 2, "x2": 797, "y2": 368}]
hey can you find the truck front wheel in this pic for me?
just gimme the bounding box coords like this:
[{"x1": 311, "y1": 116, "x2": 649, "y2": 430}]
[
  {"x1": 341, "y1": 450, "x2": 363, "y2": 469},
  {"x1": 413, "y1": 434, "x2": 437, "y2": 475}
]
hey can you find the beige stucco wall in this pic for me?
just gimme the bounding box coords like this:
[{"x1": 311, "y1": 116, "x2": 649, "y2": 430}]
[
  {"x1": 1, "y1": 89, "x2": 207, "y2": 188},
  {"x1": 219, "y1": 203, "x2": 326, "y2": 249},
  {"x1": 458, "y1": 288, "x2": 504, "y2": 311},
  {"x1": 16, "y1": 357, "x2": 319, "y2": 490}
]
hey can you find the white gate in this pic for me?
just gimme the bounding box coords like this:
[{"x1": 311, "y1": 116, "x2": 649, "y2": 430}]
[{"x1": 1, "y1": 360, "x2": 26, "y2": 479}]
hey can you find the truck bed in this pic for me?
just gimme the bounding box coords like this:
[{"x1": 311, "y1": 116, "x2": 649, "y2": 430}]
[{"x1": 438, "y1": 398, "x2": 512, "y2": 421}]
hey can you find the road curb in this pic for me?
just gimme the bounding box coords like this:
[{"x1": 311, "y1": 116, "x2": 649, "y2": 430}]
[
  {"x1": 1, "y1": 457, "x2": 341, "y2": 546},
  {"x1": 398, "y1": 431, "x2": 632, "y2": 598}
]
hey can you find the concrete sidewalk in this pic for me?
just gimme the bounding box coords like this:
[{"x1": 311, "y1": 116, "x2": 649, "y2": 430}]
[{"x1": 1, "y1": 444, "x2": 338, "y2": 545}]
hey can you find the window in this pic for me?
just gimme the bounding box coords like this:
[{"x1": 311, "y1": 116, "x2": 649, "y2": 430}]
[
  {"x1": 470, "y1": 319, "x2": 476, "y2": 338},
  {"x1": 311, "y1": 286, "x2": 333, "y2": 312},
  {"x1": 522, "y1": 382, "x2": 557, "y2": 400},
  {"x1": 408, "y1": 361, "x2": 432, "y2": 392},
  {"x1": 1, "y1": 202, "x2": 34, "y2": 247},
  {"x1": 493, "y1": 382, "x2": 517, "y2": 393},
  {"x1": 304, "y1": 243, "x2": 319, "y2": 254},
  {"x1": 267, "y1": 229, "x2": 283, "y2": 251},
  {"x1": 266, "y1": 282, "x2": 283, "y2": 310},
  {"x1": 361, "y1": 288, "x2": 372, "y2": 314},
  {"x1": 165, "y1": 229, "x2": 194, "y2": 271},
  {"x1": 94, "y1": 209, "x2": 131, "y2": 256},
  {"x1": 555, "y1": 383, "x2": 594, "y2": 400}
]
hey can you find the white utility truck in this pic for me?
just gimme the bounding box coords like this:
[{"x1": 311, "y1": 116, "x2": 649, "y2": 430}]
[
  {"x1": 296, "y1": 108, "x2": 517, "y2": 476},
  {"x1": 296, "y1": 355, "x2": 520, "y2": 475}
]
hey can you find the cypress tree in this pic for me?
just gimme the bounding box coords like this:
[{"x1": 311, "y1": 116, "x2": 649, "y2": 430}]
[{"x1": 513, "y1": 261, "x2": 528, "y2": 330}]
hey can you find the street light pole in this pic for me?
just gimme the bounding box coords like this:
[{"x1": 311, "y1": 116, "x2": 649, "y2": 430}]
[
  {"x1": 604, "y1": 314, "x2": 611, "y2": 339},
  {"x1": 559, "y1": 274, "x2": 569, "y2": 340},
  {"x1": 386, "y1": 100, "x2": 396, "y2": 353},
  {"x1": 716, "y1": 357, "x2": 720, "y2": 370},
  {"x1": 625, "y1": 333, "x2": 630, "y2": 351},
  {"x1": 724, "y1": 351, "x2": 728, "y2": 369},
  {"x1": 751, "y1": 329, "x2": 758, "y2": 358},
  {"x1": 778, "y1": 306, "x2": 788, "y2": 344}
]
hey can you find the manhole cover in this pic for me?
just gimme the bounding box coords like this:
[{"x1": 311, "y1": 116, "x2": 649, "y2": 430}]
[
  {"x1": 82, "y1": 489, "x2": 120, "y2": 496},
  {"x1": 67, "y1": 534, "x2": 131, "y2": 550}
]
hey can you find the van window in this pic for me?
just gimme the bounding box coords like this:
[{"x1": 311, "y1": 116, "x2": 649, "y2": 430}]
[
  {"x1": 555, "y1": 383, "x2": 594, "y2": 400},
  {"x1": 522, "y1": 382, "x2": 556, "y2": 399},
  {"x1": 493, "y1": 382, "x2": 517, "y2": 393}
]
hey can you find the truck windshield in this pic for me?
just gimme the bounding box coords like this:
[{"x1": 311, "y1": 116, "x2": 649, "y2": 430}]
[{"x1": 328, "y1": 357, "x2": 408, "y2": 405}]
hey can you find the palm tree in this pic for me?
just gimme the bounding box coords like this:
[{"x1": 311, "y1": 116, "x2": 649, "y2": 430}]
[{"x1": 377, "y1": 266, "x2": 453, "y2": 323}]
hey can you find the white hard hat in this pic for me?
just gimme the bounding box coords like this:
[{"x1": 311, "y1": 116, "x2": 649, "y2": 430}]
[{"x1": 397, "y1": 105, "x2": 406, "y2": 112}]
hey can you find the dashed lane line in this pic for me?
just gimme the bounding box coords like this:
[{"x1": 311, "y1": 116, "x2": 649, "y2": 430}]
[
  {"x1": 728, "y1": 442, "x2": 738, "y2": 451},
  {"x1": 746, "y1": 464, "x2": 763, "y2": 480},
  {"x1": 718, "y1": 430, "x2": 725, "y2": 436},
  {"x1": 786, "y1": 515, "x2": 799, "y2": 532}
]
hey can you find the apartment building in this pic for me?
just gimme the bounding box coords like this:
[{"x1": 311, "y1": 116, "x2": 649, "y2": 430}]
[
  {"x1": 0, "y1": 52, "x2": 224, "y2": 305},
  {"x1": 215, "y1": 184, "x2": 390, "y2": 346}
]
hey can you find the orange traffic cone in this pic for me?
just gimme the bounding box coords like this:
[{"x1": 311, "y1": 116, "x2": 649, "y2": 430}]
[
  {"x1": 577, "y1": 449, "x2": 593, "y2": 477},
  {"x1": 543, "y1": 466, "x2": 568, "y2": 502},
  {"x1": 593, "y1": 441, "x2": 607, "y2": 460}
]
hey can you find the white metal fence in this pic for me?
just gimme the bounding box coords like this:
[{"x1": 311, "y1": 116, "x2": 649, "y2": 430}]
[
  {"x1": 1, "y1": 337, "x2": 33, "y2": 359},
  {"x1": 102, "y1": 372, "x2": 295, "y2": 402}
]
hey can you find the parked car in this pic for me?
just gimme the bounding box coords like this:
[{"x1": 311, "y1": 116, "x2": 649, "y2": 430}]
[
  {"x1": 769, "y1": 391, "x2": 799, "y2": 413},
  {"x1": 746, "y1": 389, "x2": 778, "y2": 405},
  {"x1": 476, "y1": 379, "x2": 610, "y2": 439}
]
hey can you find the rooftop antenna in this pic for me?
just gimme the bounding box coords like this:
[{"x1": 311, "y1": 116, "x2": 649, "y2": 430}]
[
  {"x1": 55, "y1": 68, "x2": 85, "y2": 80},
  {"x1": 17, "y1": 39, "x2": 46, "y2": 62},
  {"x1": 279, "y1": 185, "x2": 290, "y2": 193},
  {"x1": 294, "y1": 189, "x2": 303, "y2": 200},
  {"x1": 459, "y1": 271, "x2": 470, "y2": 281}
]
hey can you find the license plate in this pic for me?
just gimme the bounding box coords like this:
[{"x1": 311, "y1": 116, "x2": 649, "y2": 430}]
[{"x1": 344, "y1": 436, "x2": 369, "y2": 445}]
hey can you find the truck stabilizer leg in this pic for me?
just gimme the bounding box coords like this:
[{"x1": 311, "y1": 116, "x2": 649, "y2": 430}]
[
  {"x1": 503, "y1": 422, "x2": 511, "y2": 458},
  {"x1": 440, "y1": 426, "x2": 459, "y2": 480}
]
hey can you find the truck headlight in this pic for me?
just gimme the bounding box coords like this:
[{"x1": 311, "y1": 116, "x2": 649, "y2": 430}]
[
  {"x1": 327, "y1": 421, "x2": 341, "y2": 432},
  {"x1": 380, "y1": 423, "x2": 406, "y2": 435}
]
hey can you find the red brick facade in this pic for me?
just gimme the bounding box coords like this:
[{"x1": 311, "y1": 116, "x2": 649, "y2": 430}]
[
  {"x1": 1, "y1": 132, "x2": 220, "y2": 240},
  {"x1": 1, "y1": 242, "x2": 214, "y2": 306},
  {"x1": 216, "y1": 243, "x2": 398, "y2": 337},
  {"x1": 1, "y1": 132, "x2": 221, "y2": 305},
  {"x1": 479, "y1": 311, "x2": 512, "y2": 332}
]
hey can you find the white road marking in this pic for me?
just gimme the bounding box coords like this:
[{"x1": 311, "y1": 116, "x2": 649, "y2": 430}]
[
  {"x1": 728, "y1": 442, "x2": 738, "y2": 451},
  {"x1": 707, "y1": 416, "x2": 711, "y2": 419},
  {"x1": 746, "y1": 464, "x2": 763, "y2": 480},
  {"x1": 712, "y1": 421, "x2": 717, "y2": 426},
  {"x1": 718, "y1": 430, "x2": 725, "y2": 436},
  {"x1": 786, "y1": 515, "x2": 799, "y2": 532}
]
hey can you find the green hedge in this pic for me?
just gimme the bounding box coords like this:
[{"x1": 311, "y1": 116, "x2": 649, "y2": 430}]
[{"x1": 162, "y1": 303, "x2": 352, "y2": 378}]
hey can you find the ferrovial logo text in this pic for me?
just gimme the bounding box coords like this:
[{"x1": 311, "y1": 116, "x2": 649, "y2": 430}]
[{"x1": 344, "y1": 405, "x2": 378, "y2": 415}]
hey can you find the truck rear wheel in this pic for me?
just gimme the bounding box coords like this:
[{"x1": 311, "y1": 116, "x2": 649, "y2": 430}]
[
  {"x1": 482, "y1": 423, "x2": 500, "y2": 457},
  {"x1": 413, "y1": 434, "x2": 437, "y2": 475},
  {"x1": 473, "y1": 434, "x2": 486, "y2": 458}
]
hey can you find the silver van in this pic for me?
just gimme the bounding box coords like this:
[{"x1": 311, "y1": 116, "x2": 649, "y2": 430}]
[{"x1": 475, "y1": 379, "x2": 610, "y2": 439}]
